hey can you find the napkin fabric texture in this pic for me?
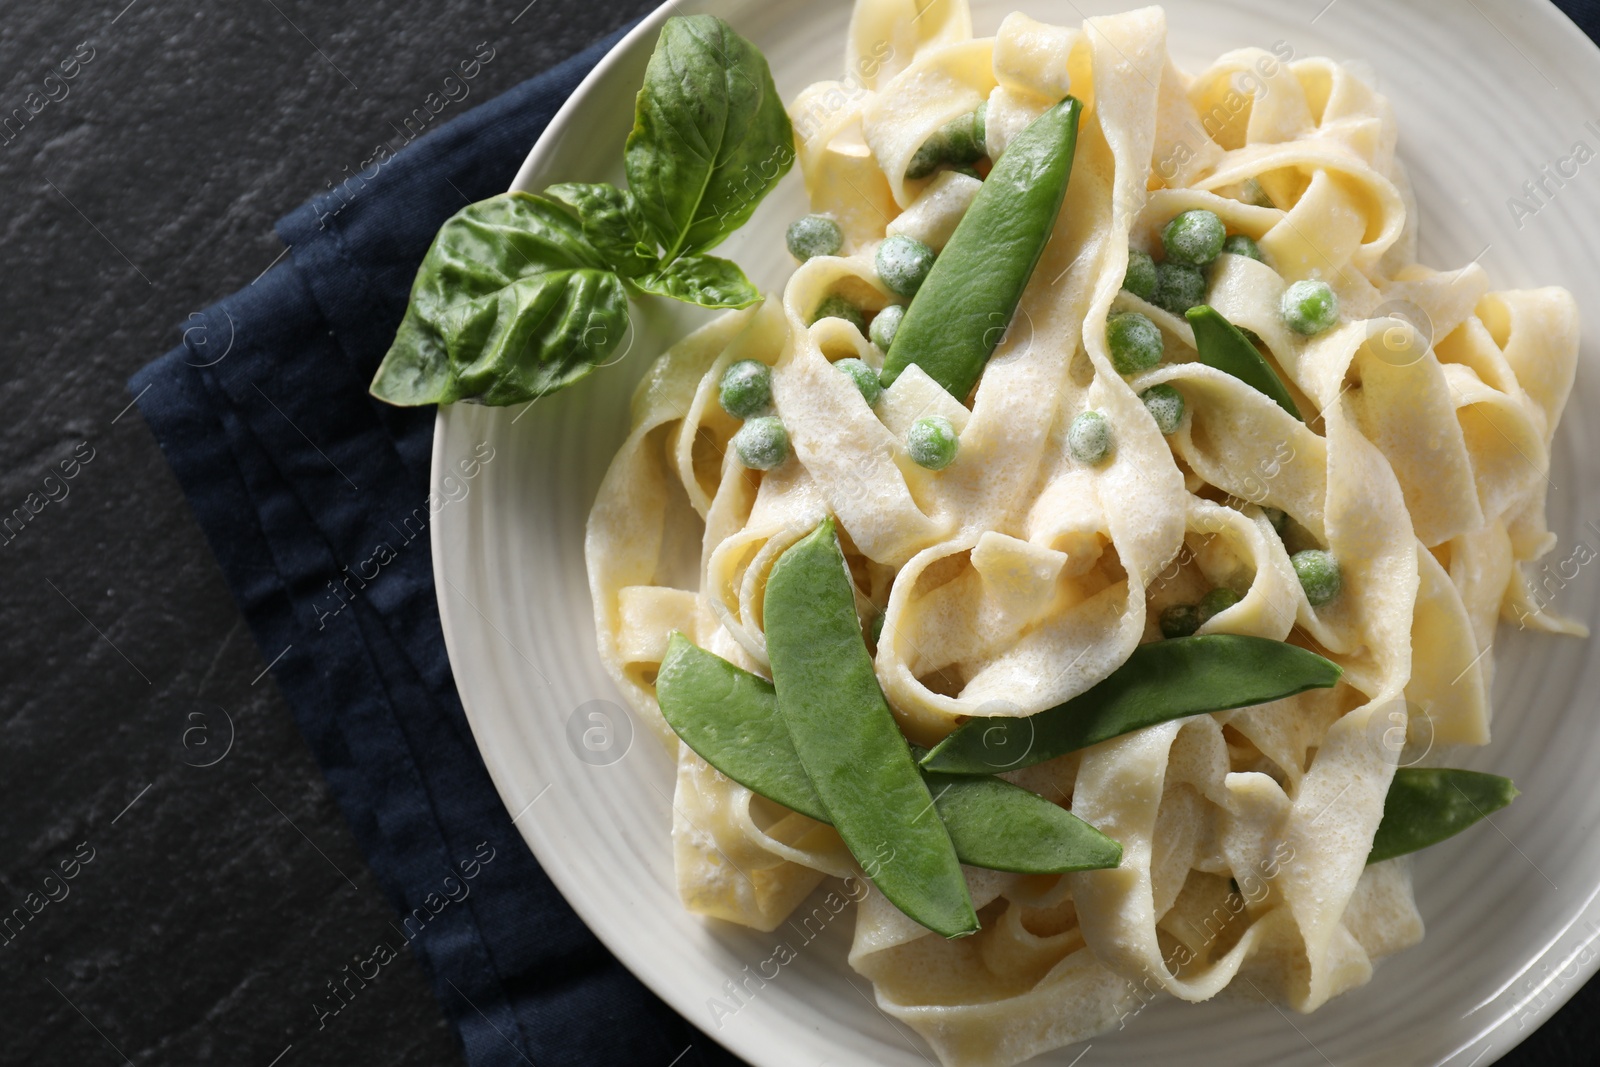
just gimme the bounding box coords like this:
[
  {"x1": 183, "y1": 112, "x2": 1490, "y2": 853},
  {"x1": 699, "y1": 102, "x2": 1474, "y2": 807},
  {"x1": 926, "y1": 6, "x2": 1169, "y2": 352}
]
[{"x1": 129, "y1": 25, "x2": 744, "y2": 1067}]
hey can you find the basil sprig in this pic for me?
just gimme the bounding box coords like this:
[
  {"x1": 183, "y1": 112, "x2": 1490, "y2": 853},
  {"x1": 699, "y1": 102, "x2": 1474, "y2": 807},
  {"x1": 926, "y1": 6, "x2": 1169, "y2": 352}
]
[{"x1": 370, "y1": 15, "x2": 794, "y2": 407}]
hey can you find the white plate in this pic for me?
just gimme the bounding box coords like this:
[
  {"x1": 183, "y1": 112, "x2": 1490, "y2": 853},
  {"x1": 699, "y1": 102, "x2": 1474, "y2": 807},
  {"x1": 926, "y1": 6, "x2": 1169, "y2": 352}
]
[{"x1": 432, "y1": 2, "x2": 1600, "y2": 1063}]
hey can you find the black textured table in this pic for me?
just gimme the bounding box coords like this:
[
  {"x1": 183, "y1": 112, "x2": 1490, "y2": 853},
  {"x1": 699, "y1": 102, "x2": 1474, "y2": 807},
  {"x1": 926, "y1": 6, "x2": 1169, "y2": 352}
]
[{"x1": 0, "y1": 1, "x2": 1594, "y2": 1065}]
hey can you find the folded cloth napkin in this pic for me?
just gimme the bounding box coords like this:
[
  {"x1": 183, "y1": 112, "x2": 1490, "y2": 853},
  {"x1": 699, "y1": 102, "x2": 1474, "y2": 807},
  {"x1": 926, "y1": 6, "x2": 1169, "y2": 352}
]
[{"x1": 129, "y1": 25, "x2": 746, "y2": 1067}]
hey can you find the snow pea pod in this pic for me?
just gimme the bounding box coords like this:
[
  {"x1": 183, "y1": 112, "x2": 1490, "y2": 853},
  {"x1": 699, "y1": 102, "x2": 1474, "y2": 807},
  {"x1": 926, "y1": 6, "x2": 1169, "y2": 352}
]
[
  {"x1": 1186, "y1": 305, "x2": 1303, "y2": 421},
  {"x1": 920, "y1": 635, "x2": 1341, "y2": 775},
  {"x1": 1368, "y1": 768, "x2": 1518, "y2": 864},
  {"x1": 919, "y1": 765, "x2": 1121, "y2": 874},
  {"x1": 765, "y1": 519, "x2": 977, "y2": 937},
  {"x1": 880, "y1": 97, "x2": 1082, "y2": 401},
  {"x1": 656, "y1": 634, "x2": 1123, "y2": 875},
  {"x1": 657, "y1": 633, "x2": 826, "y2": 820}
]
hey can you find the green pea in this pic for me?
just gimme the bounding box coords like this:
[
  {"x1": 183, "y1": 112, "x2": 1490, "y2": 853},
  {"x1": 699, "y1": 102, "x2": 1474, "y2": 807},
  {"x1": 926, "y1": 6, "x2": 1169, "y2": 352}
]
[
  {"x1": 1186, "y1": 306, "x2": 1302, "y2": 421},
  {"x1": 906, "y1": 109, "x2": 987, "y2": 179},
  {"x1": 941, "y1": 109, "x2": 984, "y2": 166},
  {"x1": 1159, "y1": 604, "x2": 1200, "y2": 639},
  {"x1": 882, "y1": 98, "x2": 1082, "y2": 400},
  {"x1": 869, "y1": 304, "x2": 905, "y2": 350},
  {"x1": 907, "y1": 415, "x2": 959, "y2": 470},
  {"x1": 1123, "y1": 249, "x2": 1158, "y2": 301},
  {"x1": 1281, "y1": 279, "x2": 1339, "y2": 336},
  {"x1": 1368, "y1": 768, "x2": 1519, "y2": 864},
  {"x1": 1222, "y1": 233, "x2": 1263, "y2": 262},
  {"x1": 921, "y1": 634, "x2": 1342, "y2": 775},
  {"x1": 1140, "y1": 383, "x2": 1185, "y2": 434},
  {"x1": 733, "y1": 415, "x2": 790, "y2": 470},
  {"x1": 1162, "y1": 209, "x2": 1227, "y2": 267},
  {"x1": 1106, "y1": 311, "x2": 1164, "y2": 375},
  {"x1": 718, "y1": 359, "x2": 772, "y2": 419},
  {"x1": 786, "y1": 214, "x2": 844, "y2": 261},
  {"x1": 655, "y1": 634, "x2": 1124, "y2": 875},
  {"x1": 1153, "y1": 262, "x2": 1207, "y2": 315},
  {"x1": 835, "y1": 357, "x2": 883, "y2": 405},
  {"x1": 876, "y1": 235, "x2": 937, "y2": 298},
  {"x1": 1068, "y1": 410, "x2": 1111, "y2": 465},
  {"x1": 1199, "y1": 587, "x2": 1242, "y2": 621},
  {"x1": 765, "y1": 520, "x2": 978, "y2": 937},
  {"x1": 1292, "y1": 549, "x2": 1341, "y2": 606},
  {"x1": 906, "y1": 136, "x2": 948, "y2": 181},
  {"x1": 812, "y1": 294, "x2": 867, "y2": 332},
  {"x1": 1263, "y1": 507, "x2": 1288, "y2": 534}
]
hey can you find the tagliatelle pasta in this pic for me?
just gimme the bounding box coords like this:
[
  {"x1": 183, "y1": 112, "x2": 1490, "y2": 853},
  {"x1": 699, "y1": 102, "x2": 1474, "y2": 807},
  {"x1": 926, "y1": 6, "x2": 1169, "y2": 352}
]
[{"x1": 585, "y1": 3, "x2": 1581, "y2": 1063}]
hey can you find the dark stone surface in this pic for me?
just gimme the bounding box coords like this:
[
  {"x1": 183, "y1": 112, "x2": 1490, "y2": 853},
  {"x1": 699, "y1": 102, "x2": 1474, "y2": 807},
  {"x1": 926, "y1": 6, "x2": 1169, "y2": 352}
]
[
  {"x1": 0, "y1": 1, "x2": 1594, "y2": 1065},
  {"x1": 0, "y1": 2, "x2": 651, "y2": 1064}
]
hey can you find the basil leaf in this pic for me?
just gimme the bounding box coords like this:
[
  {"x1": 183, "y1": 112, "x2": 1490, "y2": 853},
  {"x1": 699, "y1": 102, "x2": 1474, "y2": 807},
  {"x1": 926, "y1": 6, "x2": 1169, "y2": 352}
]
[
  {"x1": 446, "y1": 268, "x2": 629, "y2": 405},
  {"x1": 545, "y1": 181, "x2": 656, "y2": 278},
  {"x1": 625, "y1": 15, "x2": 795, "y2": 262},
  {"x1": 632, "y1": 254, "x2": 761, "y2": 309},
  {"x1": 370, "y1": 192, "x2": 629, "y2": 406}
]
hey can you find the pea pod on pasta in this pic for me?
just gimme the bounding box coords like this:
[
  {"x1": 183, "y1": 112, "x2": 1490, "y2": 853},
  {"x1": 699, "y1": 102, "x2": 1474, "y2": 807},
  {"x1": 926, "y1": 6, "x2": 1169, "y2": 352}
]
[
  {"x1": 920, "y1": 635, "x2": 1342, "y2": 775},
  {"x1": 765, "y1": 519, "x2": 977, "y2": 938},
  {"x1": 880, "y1": 97, "x2": 1082, "y2": 401},
  {"x1": 655, "y1": 634, "x2": 1124, "y2": 877}
]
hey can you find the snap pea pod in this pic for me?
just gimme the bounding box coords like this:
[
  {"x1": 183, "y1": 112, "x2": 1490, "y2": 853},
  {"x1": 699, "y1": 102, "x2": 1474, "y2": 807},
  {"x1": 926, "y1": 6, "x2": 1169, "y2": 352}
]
[
  {"x1": 918, "y1": 764, "x2": 1121, "y2": 873},
  {"x1": 1368, "y1": 768, "x2": 1518, "y2": 864},
  {"x1": 1186, "y1": 305, "x2": 1303, "y2": 421},
  {"x1": 765, "y1": 519, "x2": 977, "y2": 937},
  {"x1": 657, "y1": 633, "x2": 826, "y2": 820},
  {"x1": 881, "y1": 97, "x2": 1082, "y2": 401},
  {"x1": 656, "y1": 634, "x2": 1123, "y2": 875},
  {"x1": 920, "y1": 635, "x2": 1341, "y2": 775}
]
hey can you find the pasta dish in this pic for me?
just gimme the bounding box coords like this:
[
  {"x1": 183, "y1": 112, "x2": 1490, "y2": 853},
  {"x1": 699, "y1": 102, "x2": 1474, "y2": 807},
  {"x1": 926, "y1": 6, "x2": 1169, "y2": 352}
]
[{"x1": 576, "y1": 3, "x2": 1581, "y2": 1063}]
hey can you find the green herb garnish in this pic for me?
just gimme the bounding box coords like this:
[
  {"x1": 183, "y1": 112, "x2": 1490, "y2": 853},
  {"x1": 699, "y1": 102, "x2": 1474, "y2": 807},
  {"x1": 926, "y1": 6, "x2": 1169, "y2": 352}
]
[{"x1": 370, "y1": 15, "x2": 793, "y2": 407}]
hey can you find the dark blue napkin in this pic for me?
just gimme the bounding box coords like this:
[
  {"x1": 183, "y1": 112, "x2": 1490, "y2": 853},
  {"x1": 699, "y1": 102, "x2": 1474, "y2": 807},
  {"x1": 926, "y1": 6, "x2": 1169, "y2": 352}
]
[{"x1": 129, "y1": 25, "x2": 744, "y2": 1067}]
